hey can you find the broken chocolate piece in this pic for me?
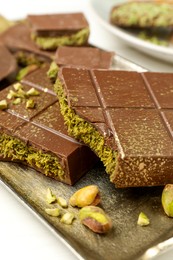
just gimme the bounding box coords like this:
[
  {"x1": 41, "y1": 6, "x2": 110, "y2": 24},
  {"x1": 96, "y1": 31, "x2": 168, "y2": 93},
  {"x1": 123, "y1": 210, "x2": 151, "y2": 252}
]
[
  {"x1": 0, "y1": 69, "x2": 98, "y2": 185},
  {"x1": 55, "y1": 68, "x2": 173, "y2": 188},
  {"x1": 27, "y1": 13, "x2": 90, "y2": 50},
  {"x1": 0, "y1": 23, "x2": 54, "y2": 65},
  {"x1": 55, "y1": 46, "x2": 114, "y2": 69},
  {"x1": 0, "y1": 44, "x2": 17, "y2": 84}
]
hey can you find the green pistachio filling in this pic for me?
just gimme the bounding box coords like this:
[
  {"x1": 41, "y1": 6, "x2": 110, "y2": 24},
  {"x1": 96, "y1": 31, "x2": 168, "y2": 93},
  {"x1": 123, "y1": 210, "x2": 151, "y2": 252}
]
[
  {"x1": 0, "y1": 133, "x2": 65, "y2": 180},
  {"x1": 111, "y1": 3, "x2": 173, "y2": 28},
  {"x1": 33, "y1": 28, "x2": 89, "y2": 50},
  {"x1": 15, "y1": 51, "x2": 42, "y2": 67},
  {"x1": 47, "y1": 61, "x2": 59, "y2": 82},
  {"x1": 54, "y1": 79, "x2": 117, "y2": 180}
]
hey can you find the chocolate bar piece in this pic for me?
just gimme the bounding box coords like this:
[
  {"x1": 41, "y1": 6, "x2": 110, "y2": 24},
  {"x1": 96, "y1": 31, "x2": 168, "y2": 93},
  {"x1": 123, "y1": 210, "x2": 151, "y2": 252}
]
[
  {"x1": 0, "y1": 44, "x2": 17, "y2": 84},
  {"x1": 55, "y1": 68, "x2": 173, "y2": 188},
  {"x1": 0, "y1": 23, "x2": 54, "y2": 66},
  {"x1": 55, "y1": 46, "x2": 114, "y2": 69},
  {"x1": 0, "y1": 68, "x2": 98, "y2": 185},
  {"x1": 110, "y1": 2, "x2": 173, "y2": 28},
  {"x1": 27, "y1": 13, "x2": 89, "y2": 50}
]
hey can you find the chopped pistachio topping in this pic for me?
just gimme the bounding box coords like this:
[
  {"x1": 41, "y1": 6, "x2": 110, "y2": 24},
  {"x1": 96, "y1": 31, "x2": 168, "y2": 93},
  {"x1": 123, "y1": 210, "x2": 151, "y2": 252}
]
[
  {"x1": 45, "y1": 208, "x2": 60, "y2": 217},
  {"x1": 26, "y1": 87, "x2": 40, "y2": 96},
  {"x1": 60, "y1": 212, "x2": 75, "y2": 225},
  {"x1": 26, "y1": 99, "x2": 35, "y2": 109},
  {"x1": 137, "y1": 212, "x2": 150, "y2": 226},
  {"x1": 54, "y1": 79, "x2": 117, "y2": 180},
  {"x1": 33, "y1": 28, "x2": 89, "y2": 50},
  {"x1": 47, "y1": 61, "x2": 59, "y2": 81},
  {"x1": 57, "y1": 197, "x2": 68, "y2": 208},
  {"x1": 7, "y1": 89, "x2": 18, "y2": 99},
  {"x1": 12, "y1": 97, "x2": 22, "y2": 105},
  {"x1": 0, "y1": 99, "x2": 8, "y2": 110},
  {"x1": 46, "y1": 188, "x2": 57, "y2": 204},
  {"x1": 13, "y1": 82, "x2": 23, "y2": 91}
]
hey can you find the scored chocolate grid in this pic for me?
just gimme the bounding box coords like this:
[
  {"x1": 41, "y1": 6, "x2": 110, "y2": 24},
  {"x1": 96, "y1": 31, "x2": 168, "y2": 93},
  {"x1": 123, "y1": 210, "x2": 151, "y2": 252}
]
[{"x1": 88, "y1": 70, "x2": 173, "y2": 144}]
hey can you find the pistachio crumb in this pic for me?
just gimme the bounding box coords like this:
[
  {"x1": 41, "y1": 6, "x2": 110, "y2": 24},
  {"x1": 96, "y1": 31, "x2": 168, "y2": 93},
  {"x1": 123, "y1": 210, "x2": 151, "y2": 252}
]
[
  {"x1": 7, "y1": 89, "x2": 17, "y2": 99},
  {"x1": 45, "y1": 208, "x2": 60, "y2": 217},
  {"x1": 57, "y1": 197, "x2": 68, "y2": 208},
  {"x1": 13, "y1": 82, "x2": 23, "y2": 91},
  {"x1": 26, "y1": 99, "x2": 35, "y2": 109},
  {"x1": 137, "y1": 212, "x2": 150, "y2": 226},
  {"x1": 0, "y1": 99, "x2": 8, "y2": 110},
  {"x1": 26, "y1": 87, "x2": 40, "y2": 96},
  {"x1": 46, "y1": 188, "x2": 57, "y2": 204},
  {"x1": 13, "y1": 97, "x2": 22, "y2": 105},
  {"x1": 60, "y1": 212, "x2": 75, "y2": 225}
]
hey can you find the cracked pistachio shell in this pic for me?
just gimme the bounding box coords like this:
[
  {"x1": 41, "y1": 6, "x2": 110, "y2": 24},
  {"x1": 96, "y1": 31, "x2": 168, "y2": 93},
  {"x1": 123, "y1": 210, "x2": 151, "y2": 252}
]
[
  {"x1": 79, "y1": 206, "x2": 112, "y2": 234},
  {"x1": 69, "y1": 185, "x2": 100, "y2": 208},
  {"x1": 162, "y1": 184, "x2": 173, "y2": 217}
]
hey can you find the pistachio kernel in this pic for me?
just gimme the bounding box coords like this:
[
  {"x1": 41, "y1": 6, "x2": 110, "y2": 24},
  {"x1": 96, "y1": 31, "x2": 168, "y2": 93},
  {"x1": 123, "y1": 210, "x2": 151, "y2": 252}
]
[
  {"x1": 0, "y1": 99, "x2": 8, "y2": 110},
  {"x1": 7, "y1": 89, "x2": 17, "y2": 99},
  {"x1": 57, "y1": 197, "x2": 68, "y2": 208},
  {"x1": 26, "y1": 99, "x2": 35, "y2": 109},
  {"x1": 45, "y1": 208, "x2": 60, "y2": 217},
  {"x1": 13, "y1": 97, "x2": 22, "y2": 105},
  {"x1": 79, "y1": 206, "x2": 112, "y2": 234},
  {"x1": 46, "y1": 188, "x2": 57, "y2": 204},
  {"x1": 69, "y1": 185, "x2": 101, "y2": 208},
  {"x1": 162, "y1": 184, "x2": 173, "y2": 217},
  {"x1": 137, "y1": 212, "x2": 150, "y2": 226},
  {"x1": 26, "y1": 87, "x2": 40, "y2": 96},
  {"x1": 60, "y1": 212, "x2": 75, "y2": 225}
]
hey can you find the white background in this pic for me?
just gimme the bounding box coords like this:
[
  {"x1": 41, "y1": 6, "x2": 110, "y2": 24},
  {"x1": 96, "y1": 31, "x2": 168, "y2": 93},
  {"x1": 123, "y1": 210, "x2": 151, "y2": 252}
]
[{"x1": 1, "y1": 1, "x2": 173, "y2": 260}]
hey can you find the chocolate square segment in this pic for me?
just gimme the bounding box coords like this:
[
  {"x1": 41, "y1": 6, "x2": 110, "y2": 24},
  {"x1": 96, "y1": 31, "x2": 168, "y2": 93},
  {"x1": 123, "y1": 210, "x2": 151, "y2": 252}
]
[
  {"x1": 55, "y1": 46, "x2": 114, "y2": 69},
  {"x1": 57, "y1": 68, "x2": 173, "y2": 187},
  {"x1": 0, "y1": 68, "x2": 97, "y2": 185},
  {"x1": 27, "y1": 13, "x2": 89, "y2": 36}
]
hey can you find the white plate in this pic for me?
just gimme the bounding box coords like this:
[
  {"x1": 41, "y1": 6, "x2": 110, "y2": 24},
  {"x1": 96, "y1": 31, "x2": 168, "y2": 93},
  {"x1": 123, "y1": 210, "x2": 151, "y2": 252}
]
[{"x1": 89, "y1": 0, "x2": 173, "y2": 64}]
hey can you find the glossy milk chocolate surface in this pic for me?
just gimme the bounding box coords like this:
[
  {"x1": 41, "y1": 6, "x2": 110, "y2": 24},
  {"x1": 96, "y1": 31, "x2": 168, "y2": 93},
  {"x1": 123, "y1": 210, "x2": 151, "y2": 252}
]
[{"x1": 59, "y1": 68, "x2": 173, "y2": 187}]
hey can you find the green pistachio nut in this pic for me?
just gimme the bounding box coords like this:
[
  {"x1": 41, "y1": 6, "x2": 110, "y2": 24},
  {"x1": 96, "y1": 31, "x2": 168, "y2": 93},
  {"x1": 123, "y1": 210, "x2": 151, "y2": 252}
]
[
  {"x1": 162, "y1": 184, "x2": 173, "y2": 217},
  {"x1": 69, "y1": 185, "x2": 101, "y2": 208},
  {"x1": 57, "y1": 197, "x2": 68, "y2": 208},
  {"x1": 79, "y1": 206, "x2": 112, "y2": 234}
]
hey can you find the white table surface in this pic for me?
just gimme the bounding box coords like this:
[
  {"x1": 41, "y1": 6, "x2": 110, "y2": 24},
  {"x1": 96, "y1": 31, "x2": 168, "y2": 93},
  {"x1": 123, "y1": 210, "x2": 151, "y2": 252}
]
[{"x1": 0, "y1": 1, "x2": 173, "y2": 260}]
